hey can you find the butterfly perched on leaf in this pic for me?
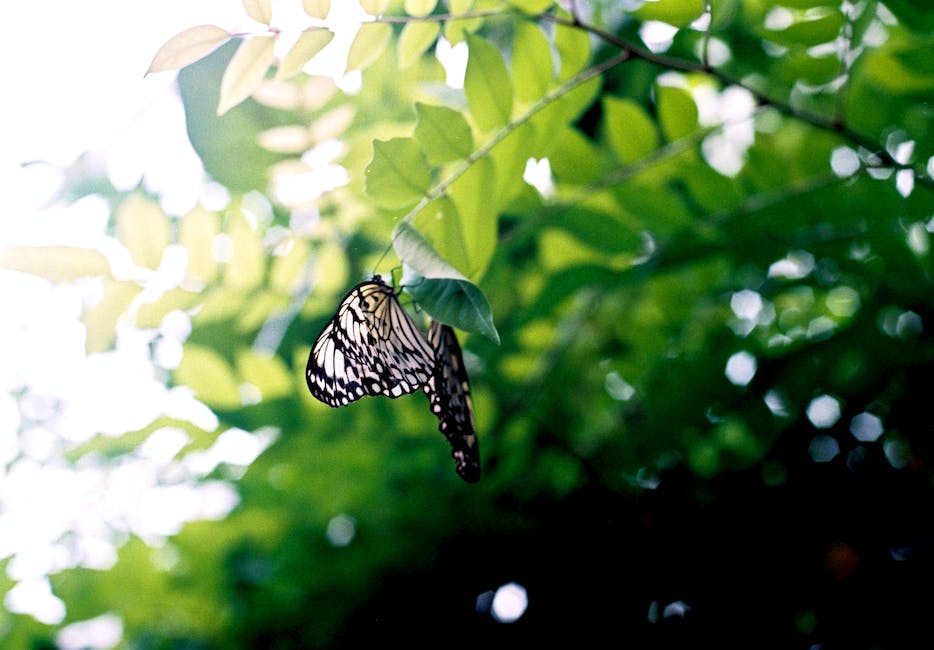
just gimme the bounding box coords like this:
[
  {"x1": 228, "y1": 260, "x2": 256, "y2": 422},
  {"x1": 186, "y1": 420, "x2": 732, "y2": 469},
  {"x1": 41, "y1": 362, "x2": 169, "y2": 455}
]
[
  {"x1": 305, "y1": 275, "x2": 481, "y2": 482},
  {"x1": 305, "y1": 275, "x2": 436, "y2": 407},
  {"x1": 424, "y1": 320, "x2": 480, "y2": 483}
]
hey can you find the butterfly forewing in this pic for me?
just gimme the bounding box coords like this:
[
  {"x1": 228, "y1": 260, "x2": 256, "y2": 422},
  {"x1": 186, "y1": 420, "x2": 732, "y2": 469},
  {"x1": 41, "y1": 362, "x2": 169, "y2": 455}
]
[
  {"x1": 306, "y1": 276, "x2": 435, "y2": 407},
  {"x1": 424, "y1": 321, "x2": 481, "y2": 482}
]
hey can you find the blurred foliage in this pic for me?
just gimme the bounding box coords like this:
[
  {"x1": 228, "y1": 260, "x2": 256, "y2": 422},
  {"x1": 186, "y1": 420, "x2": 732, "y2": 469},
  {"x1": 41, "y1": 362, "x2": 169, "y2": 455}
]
[{"x1": 4, "y1": 0, "x2": 934, "y2": 647}]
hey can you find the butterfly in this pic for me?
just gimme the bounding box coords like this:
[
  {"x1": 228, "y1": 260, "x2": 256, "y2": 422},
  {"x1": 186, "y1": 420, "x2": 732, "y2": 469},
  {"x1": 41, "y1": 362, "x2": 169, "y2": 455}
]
[
  {"x1": 424, "y1": 320, "x2": 481, "y2": 482},
  {"x1": 306, "y1": 275, "x2": 436, "y2": 407}
]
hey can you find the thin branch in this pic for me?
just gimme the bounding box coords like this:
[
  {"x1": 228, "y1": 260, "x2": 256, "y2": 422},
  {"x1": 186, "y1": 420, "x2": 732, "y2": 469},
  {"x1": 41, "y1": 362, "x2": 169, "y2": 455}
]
[
  {"x1": 538, "y1": 12, "x2": 932, "y2": 189},
  {"x1": 372, "y1": 10, "x2": 505, "y2": 24},
  {"x1": 390, "y1": 49, "x2": 630, "y2": 239}
]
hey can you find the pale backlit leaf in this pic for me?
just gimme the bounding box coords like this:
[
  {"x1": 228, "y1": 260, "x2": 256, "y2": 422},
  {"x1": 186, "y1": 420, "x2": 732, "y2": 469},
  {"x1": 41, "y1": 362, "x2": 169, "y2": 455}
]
[
  {"x1": 117, "y1": 194, "x2": 171, "y2": 270},
  {"x1": 346, "y1": 22, "x2": 392, "y2": 72},
  {"x1": 359, "y1": 0, "x2": 390, "y2": 15},
  {"x1": 0, "y1": 245, "x2": 111, "y2": 282},
  {"x1": 146, "y1": 24, "x2": 231, "y2": 74},
  {"x1": 242, "y1": 0, "x2": 273, "y2": 25},
  {"x1": 302, "y1": 0, "x2": 331, "y2": 19},
  {"x1": 217, "y1": 36, "x2": 276, "y2": 115},
  {"x1": 276, "y1": 28, "x2": 334, "y2": 80}
]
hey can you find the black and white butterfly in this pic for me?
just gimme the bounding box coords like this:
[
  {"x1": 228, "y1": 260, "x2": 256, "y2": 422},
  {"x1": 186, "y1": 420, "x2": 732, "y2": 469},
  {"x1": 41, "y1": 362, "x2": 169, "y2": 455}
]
[
  {"x1": 306, "y1": 275, "x2": 436, "y2": 407},
  {"x1": 424, "y1": 320, "x2": 480, "y2": 482}
]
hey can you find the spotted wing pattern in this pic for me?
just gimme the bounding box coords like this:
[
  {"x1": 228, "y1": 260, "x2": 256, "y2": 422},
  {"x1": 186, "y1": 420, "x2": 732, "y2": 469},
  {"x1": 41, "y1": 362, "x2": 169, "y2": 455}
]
[
  {"x1": 424, "y1": 320, "x2": 480, "y2": 482},
  {"x1": 306, "y1": 276, "x2": 436, "y2": 407}
]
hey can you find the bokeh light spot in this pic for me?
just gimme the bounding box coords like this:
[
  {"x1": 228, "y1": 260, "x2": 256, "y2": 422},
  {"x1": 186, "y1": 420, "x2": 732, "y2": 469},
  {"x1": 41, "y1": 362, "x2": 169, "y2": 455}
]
[
  {"x1": 806, "y1": 395, "x2": 841, "y2": 428},
  {"x1": 491, "y1": 582, "x2": 528, "y2": 623}
]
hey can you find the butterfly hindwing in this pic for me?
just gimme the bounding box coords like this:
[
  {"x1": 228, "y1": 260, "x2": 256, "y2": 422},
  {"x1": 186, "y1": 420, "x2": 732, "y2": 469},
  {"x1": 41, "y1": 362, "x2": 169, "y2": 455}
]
[
  {"x1": 306, "y1": 276, "x2": 435, "y2": 407},
  {"x1": 424, "y1": 320, "x2": 481, "y2": 482}
]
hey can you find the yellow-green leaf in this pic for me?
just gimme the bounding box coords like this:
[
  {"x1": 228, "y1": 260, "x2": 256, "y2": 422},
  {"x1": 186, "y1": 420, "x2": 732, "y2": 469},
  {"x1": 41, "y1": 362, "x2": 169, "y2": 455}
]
[
  {"x1": 444, "y1": 0, "x2": 482, "y2": 44},
  {"x1": 179, "y1": 206, "x2": 219, "y2": 286},
  {"x1": 414, "y1": 102, "x2": 474, "y2": 164},
  {"x1": 146, "y1": 25, "x2": 231, "y2": 74},
  {"x1": 225, "y1": 211, "x2": 265, "y2": 290},
  {"x1": 242, "y1": 0, "x2": 273, "y2": 25},
  {"x1": 175, "y1": 345, "x2": 241, "y2": 409},
  {"x1": 302, "y1": 0, "x2": 330, "y2": 19},
  {"x1": 555, "y1": 13, "x2": 590, "y2": 80},
  {"x1": 603, "y1": 97, "x2": 660, "y2": 163},
  {"x1": 236, "y1": 350, "x2": 293, "y2": 400},
  {"x1": 346, "y1": 22, "x2": 392, "y2": 72},
  {"x1": 270, "y1": 237, "x2": 312, "y2": 293},
  {"x1": 509, "y1": 0, "x2": 554, "y2": 13},
  {"x1": 0, "y1": 246, "x2": 110, "y2": 282},
  {"x1": 464, "y1": 34, "x2": 513, "y2": 132},
  {"x1": 359, "y1": 0, "x2": 390, "y2": 15},
  {"x1": 276, "y1": 28, "x2": 334, "y2": 80},
  {"x1": 405, "y1": 0, "x2": 438, "y2": 16},
  {"x1": 117, "y1": 194, "x2": 171, "y2": 270},
  {"x1": 412, "y1": 196, "x2": 472, "y2": 275},
  {"x1": 512, "y1": 22, "x2": 553, "y2": 103},
  {"x1": 656, "y1": 84, "x2": 698, "y2": 141},
  {"x1": 398, "y1": 21, "x2": 440, "y2": 69},
  {"x1": 448, "y1": 155, "x2": 497, "y2": 277},
  {"x1": 635, "y1": 0, "x2": 706, "y2": 27},
  {"x1": 217, "y1": 36, "x2": 276, "y2": 115},
  {"x1": 83, "y1": 280, "x2": 143, "y2": 353},
  {"x1": 365, "y1": 138, "x2": 432, "y2": 209}
]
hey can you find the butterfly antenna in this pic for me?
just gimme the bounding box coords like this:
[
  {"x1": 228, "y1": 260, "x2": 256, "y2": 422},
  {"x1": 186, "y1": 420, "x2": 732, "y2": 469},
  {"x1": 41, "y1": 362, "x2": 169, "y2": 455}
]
[{"x1": 372, "y1": 241, "x2": 395, "y2": 278}]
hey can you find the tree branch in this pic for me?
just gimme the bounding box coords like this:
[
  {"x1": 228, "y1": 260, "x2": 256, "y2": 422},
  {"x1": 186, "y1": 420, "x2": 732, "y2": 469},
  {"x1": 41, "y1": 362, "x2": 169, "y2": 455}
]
[{"x1": 538, "y1": 12, "x2": 932, "y2": 191}]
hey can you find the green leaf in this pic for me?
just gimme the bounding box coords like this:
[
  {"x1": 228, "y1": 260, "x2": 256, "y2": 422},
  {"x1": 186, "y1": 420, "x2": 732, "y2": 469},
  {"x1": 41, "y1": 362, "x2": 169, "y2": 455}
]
[
  {"x1": 276, "y1": 28, "x2": 334, "y2": 80},
  {"x1": 464, "y1": 34, "x2": 513, "y2": 131},
  {"x1": 602, "y1": 97, "x2": 660, "y2": 163},
  {"x1": 414, "y1": 103, "x2": 474, "y2": 164},
  {"x1": 117, "y1": 194, "x2": 171, "y2": 270},
  {"x1": 346, "y1": 22, "x2": 392, "y2": 72},
  {"x1": 656, "y1": 84, "x2": 698, "y2": 141},
  {"x1": 217, "y1": 35, "x2": 276, "y2": 115},
  {"x1": 548, "y1": 207, "x2": 642, "y2": 254},
  {"x1": 175, "y1": 345, "x2": 242, "y2": 409},
  {"x1": 365, "y1": 138, "x2": 432, "y2": 208},
  {"x1": 763, "y1": 9, "x2": 845, "y2": 47},
  {"x1": 512, "y1": 22, "x2": 553, "y2": 103},
  {"x1": 398, "y1": 21, "x2": 441, "y2": 69},
  {"x1": 634, "y1": 0, "x2": 706, "y2": 27},
  {"x1": 407, "y1": 276, "x2": 500, "y2": 344},
  {"x1": 448, "y1": 156, "x2": 497, "y2": 276}
]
